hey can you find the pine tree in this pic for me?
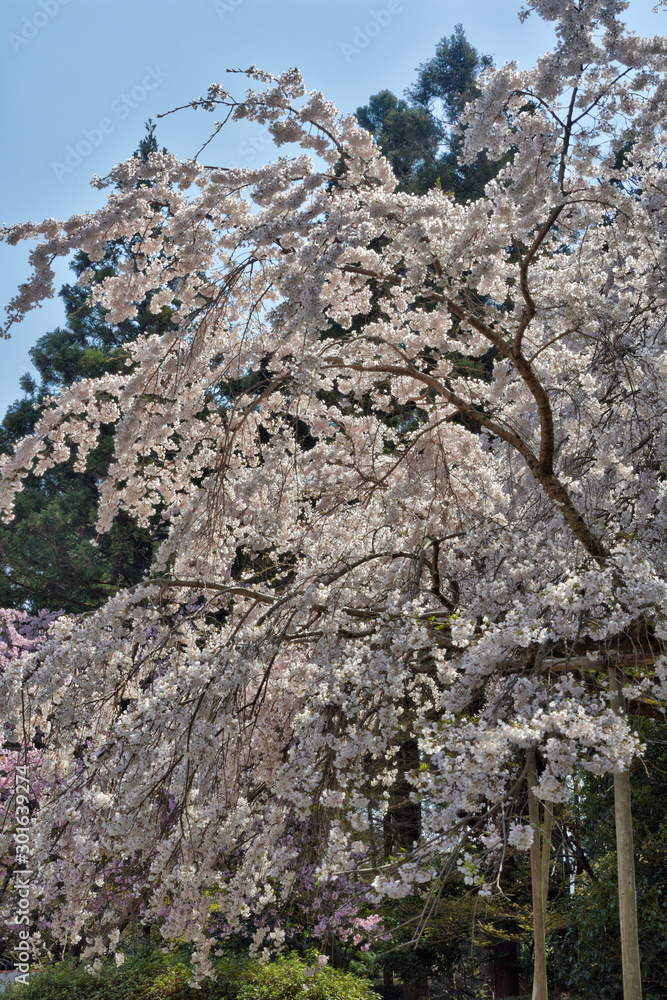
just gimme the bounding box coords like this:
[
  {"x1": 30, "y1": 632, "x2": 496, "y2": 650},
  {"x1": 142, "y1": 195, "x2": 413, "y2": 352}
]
[{"x1": 356, "y1": 25, "x2": 497, "y2": 198}]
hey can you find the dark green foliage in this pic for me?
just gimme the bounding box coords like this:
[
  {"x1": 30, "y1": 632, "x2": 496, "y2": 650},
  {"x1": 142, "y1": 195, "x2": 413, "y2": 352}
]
[
  {"x1": 1, "y1": 948, "x2": 376, "y2": 1000},
  {"x1": 0, "y1": 460, "x2": 157, "y2": 612},
  {"x1": 355, "y1": 91, "x2": 440, "y2": 189},
  {"x1": 406, "y1": 24, "x2": 491, "y2": 124},
  {"x1": 356, "y1": 25, "x2": 498, "y2": 199}
]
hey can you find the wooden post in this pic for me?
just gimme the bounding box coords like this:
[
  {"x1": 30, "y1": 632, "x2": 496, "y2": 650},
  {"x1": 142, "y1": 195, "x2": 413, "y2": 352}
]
[
  {"x1": 609, "y1": 666, "x2": 643, "y2": 1000},
  {"x1": 541, "y1": 800, "x2": 553, "y2": 913},
  {"x1": 528, "y1": 748, "x2": 548, "y2": 1000}
]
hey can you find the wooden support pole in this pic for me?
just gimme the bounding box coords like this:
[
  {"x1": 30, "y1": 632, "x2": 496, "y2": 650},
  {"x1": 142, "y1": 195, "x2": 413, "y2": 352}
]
[
  {"x1": 609, "y1": 666, "x2": 643, "y2": 1000},
  {"x1": 528, "y1": 748, "x2": 548, "y2": 1000}
]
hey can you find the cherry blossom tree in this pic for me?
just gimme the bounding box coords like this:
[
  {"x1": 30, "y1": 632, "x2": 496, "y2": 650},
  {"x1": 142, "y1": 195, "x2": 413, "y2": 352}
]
[{"x1": 2, "y1": 1, "x2": 667, "y2": 995}]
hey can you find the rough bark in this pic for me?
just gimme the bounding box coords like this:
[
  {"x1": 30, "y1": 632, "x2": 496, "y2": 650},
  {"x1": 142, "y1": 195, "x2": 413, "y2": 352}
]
[{"x1": 383, "y1": 738, "x2": 422, "y2": 854}]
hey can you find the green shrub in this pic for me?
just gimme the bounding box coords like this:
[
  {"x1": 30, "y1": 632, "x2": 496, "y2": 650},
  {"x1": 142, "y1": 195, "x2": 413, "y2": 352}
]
[{"x1": 1, "y1": 948, "x2": 377, "y2": 1000}]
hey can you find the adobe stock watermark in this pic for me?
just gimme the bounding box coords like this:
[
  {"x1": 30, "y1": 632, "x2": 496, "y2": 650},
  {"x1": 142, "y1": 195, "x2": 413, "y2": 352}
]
[
  {"x1": 226, "y1": 126, "x2": 274, "y2": 169},
  {"x1": 7, "y1": 0, "x2": 71, "y2": 54},
  {"x1": 51, "y1": 66, "x2": 168, "y2": 182},
  {"x1": 213, "y1": 0, "x2": 244, "y2": 20},
  {"x1": 11, "y1": 763, "x2": 33, "y2": 986},
  {"x1": 340, "y1": 1, "x2": 404, "y2": 64}
]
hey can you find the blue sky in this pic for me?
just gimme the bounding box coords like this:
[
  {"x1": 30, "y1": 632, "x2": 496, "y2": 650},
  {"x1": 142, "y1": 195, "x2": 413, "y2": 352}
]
[{"x1": 0, "y1": 0, "x2": 664, "y2": 412}]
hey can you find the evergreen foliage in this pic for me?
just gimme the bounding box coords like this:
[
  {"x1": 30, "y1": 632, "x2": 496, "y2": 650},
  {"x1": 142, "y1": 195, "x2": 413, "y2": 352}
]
[{"x1": 356, "y1": 25, "x2": 498, "y2": 198}]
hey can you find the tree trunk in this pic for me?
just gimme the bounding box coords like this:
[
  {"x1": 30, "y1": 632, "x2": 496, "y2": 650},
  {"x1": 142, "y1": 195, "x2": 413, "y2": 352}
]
[
  {"x1": 493, "y1": 853, "x2": 521, "y2": 998},
  {"x1": 383, "y1": 738, "x2": 421, "y2": 855},
  {"x1": 609, "y1": 666, "x2": 643, "y2": 1000},
  {"x1": 528, "y1": 748, "x2": 549, "y2": 1000},
  {"x1": 384, "y1": 737, "x2": 424, "y2": 1000},
  {"x1": 403, "y1": 971, "x2": 428, "y2": 1000},
  {"x1": 493, "y1": 940, "x2": 520, "y2": 998}
]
